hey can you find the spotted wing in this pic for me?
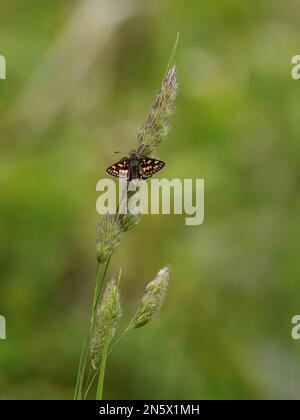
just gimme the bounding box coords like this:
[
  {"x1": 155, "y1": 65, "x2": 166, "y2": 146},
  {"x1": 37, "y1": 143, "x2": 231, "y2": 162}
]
[
  {"x1": 106, "y1": 157, "x2": 130, "y2": 179},
  {"x1": 140, "y1": 156, "x2": 165, "y2": 179}
]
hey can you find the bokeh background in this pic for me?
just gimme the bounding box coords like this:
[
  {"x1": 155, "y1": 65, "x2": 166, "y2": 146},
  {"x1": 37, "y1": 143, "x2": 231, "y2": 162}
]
[{"x1": 1, "y1": 0, "x2": 300, "y2": 400}]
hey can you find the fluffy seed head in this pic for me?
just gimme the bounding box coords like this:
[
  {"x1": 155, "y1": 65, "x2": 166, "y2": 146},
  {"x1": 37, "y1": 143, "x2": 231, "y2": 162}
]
[
  {"x1": 131, "y1": 266, "x2": 170, "y2": 329},
  {"x1": 96, "y1": 214, "x2": 121, "y2": 262},
  {"x1": 137, "y1": 66, "x2": 178, "y2": 157},
  {"x1": 90, "y1": 277, "x2": 122, "y2": 370}
]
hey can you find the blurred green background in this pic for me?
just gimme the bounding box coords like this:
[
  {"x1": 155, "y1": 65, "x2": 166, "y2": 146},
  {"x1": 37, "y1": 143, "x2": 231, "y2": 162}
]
[{"x1": 1, "y1": 0, "x2": 300, "y2": 400}]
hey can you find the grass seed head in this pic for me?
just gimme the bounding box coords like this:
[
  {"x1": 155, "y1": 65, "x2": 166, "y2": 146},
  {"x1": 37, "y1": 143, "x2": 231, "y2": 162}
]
[
  {"x1": 96, "y1": 214, "x2": 121, "y2": 263},
  {"x1": 137, "y1": 66, "x2": 178, "y2": 157},
  {"x1": 131, "y1": 266, "x2": 170, "y2": 329},
  {"x1": 91, "y1": 277, "x2": 122, "y2": 370}
]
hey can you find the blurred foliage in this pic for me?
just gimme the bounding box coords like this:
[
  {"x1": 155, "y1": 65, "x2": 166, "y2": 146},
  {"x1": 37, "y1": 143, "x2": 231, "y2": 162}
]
[{"x1": 1, "y1": 0, "x2": 300, "y2": 400}]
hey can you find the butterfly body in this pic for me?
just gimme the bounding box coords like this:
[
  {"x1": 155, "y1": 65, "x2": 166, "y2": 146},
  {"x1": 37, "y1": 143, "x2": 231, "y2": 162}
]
[
  {"x1": 128, "y1": 152, "x2": 140, "y2": 180},
  {"x1": 107, "y1": 151, "x2": 165, "y2": 181}
]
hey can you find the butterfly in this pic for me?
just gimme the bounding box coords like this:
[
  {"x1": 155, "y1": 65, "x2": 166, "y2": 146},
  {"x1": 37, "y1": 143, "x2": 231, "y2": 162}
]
[{"x1": 106, "y1": 151, "x2": 165, "y2": 181}]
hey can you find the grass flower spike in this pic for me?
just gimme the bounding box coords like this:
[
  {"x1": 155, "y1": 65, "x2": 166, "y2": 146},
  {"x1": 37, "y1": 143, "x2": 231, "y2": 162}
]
[
  {"x1": 137, "y1": 66, "x2": 178, "y2": 157},
  {"x1": 130, "y1": 266, "x2": 170, "y2": 329},
  {"x1": 91, "y1": 276, "x2": 122, "y2": 370},
  {"x1": 96, "y1": 214, "x2": 121, "y2": 262}
]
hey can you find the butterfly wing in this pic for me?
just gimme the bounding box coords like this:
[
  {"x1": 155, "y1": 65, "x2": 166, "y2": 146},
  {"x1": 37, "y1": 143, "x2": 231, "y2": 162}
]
[
  {"x1": 106, "y1": 157, "x2": 130, "y2": 179},
  {"x1": 140, "y1": 156, "x2": 165, "y2": 179}
]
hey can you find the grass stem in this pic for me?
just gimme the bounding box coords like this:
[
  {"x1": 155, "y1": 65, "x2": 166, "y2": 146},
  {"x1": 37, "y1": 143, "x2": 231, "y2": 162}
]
[
  {"x1": 96, "y1": 340, "x2": 109, "y2": 400},
  {"x1": 74, "y1": 257, "x2": 111, "y2": 399}
]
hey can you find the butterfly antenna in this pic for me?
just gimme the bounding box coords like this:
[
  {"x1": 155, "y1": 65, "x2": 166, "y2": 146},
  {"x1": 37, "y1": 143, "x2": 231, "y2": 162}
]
[{"x1": 114, "y1": 150, "x2": 128, "y2": 155}]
